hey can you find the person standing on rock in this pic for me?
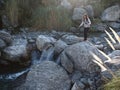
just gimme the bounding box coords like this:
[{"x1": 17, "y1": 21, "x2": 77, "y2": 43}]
[{"x1": 79, "y1": 14, "x2": 91, "y2": 41}]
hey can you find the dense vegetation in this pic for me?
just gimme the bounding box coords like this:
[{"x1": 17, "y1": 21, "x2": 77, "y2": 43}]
[
  {"x1": 0, "y1": 0, "x2": 119, "y2": 30},
  {"x1": 3, "y1": 0, "x2": 72, "y2": 31}
]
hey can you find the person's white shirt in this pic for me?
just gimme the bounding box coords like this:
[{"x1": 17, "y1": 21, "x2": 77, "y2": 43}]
[{"x1": 79, "y1": 17, "x2": 91, "y2": 28}]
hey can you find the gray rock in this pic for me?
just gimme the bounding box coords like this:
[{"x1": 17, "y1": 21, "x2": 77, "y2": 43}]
[
  {"x1": 60, "y1": 51, "x2": 74, "y2": 73},
  {"x1": 93, "y1": 23, "x2": 107, "y2": 32},
  {"x1": 72, "y1": 7, "x2": 87, "y2": 21},
  {"x1": 109, "y1": 22, "x2": 120, "y2": 29},
  {"x1": 15, "y1": 61, "x2": 71, "y2": 90},
  {"x1": 36, "y1": 35, "x2": 56, "y2": 51},
  {"x1": 108, "y1": 50, "x2": 120, "y2": 58},
  {"x1": 95, "y1": 44, "x2": 104, "y2": 50},
  {"x1": 113, "y1": 44, "x2": 120, "y2": 50},
  {"x1": 61, "y1": 34, "x2": 83, "y2": 45},
  {"x1": 101, "y1": 70, "x2": 113, "y2": 79},
  {"x1": 80, "y1": 78, "x2": 88, "y2": 85},
  {"x1": 0, "y1": 38, "x2": 6, "y2": 50},
  {"x1": 71, "y1": 71, "x2": 82, "y2": 83},
  {"x1": 101, "y1": 5, "x2": 120, "y2": 22},
  {"x1": 105, "y1": 57, "x2": 120, "y2": 71},
  {"x1": 88, "y1": 78, "x2": 94, "y2": 85},
  {"x1": 0, "y1": 30, "x2": 12, "y2": 45},
  {"x1": 60, "y1": 41, "x2": 106, "y2": 73},
  {"x1": 54, "y1": 40, "x2": 68, "y2": 55},
  {"x1": 2, "y1": 39, "x2": 30, "y2": 66},
  {"x1": 85, "y1": 5, "x2": 94, "y2": 18},
  {"x1": 70, "y1": 27, "x2": 78, "y2": 33},
  {"x1": 71, "y1": 82, "x2": 84, "y2": 90}
]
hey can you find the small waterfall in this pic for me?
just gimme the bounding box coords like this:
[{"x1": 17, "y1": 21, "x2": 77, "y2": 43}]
[
  {"x1": 31, "y1": 46, "x2": 55, "y2": 64},
  {"x1": 39, "y1": 47, "x2": 55, "y2": 63},
  {"x1": 31, "y1": 50, "x2": 41, "y2": 64},
  {"x1": 56, "y1": 56, "x2": 61, "y2": 65}
]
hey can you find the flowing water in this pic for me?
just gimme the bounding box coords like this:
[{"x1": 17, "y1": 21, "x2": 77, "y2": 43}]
[{"x1": 0, "y1": 46, "x2": 55, "y2": 90}]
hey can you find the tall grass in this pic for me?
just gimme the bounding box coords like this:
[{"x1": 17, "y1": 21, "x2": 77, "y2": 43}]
[
  {"x1": 103, "y1": 28, "x2": 120, "y2": 90},
  {"x1": 6, "y1": 0, "x2": 19, "y2": 27},
  {"x1": 5, "y1": 0, "x2": 72, "y2": 30},
  {"x1": 31, "y1": 6, "x2": 72, "y2": 31}
]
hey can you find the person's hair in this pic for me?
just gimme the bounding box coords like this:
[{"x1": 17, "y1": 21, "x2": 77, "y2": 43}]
[{"x1": 83, "y1": 14, "x2": 89, "y2": 22}]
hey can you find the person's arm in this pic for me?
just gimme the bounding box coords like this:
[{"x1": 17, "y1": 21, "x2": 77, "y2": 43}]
[{"x1": 78, "y1": 21, "x2": 83, "y2": 28}]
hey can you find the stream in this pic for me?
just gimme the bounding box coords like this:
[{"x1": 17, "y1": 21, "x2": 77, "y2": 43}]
[{"x1": 0, "y1": 31, "x2": 108, "y2": 90}]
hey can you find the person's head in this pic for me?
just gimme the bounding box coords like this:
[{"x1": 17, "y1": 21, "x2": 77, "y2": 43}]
[
  {"x1": 83, "y1": 14, "x2": 89, "y2": 21},
  {"x1": 83, "y1": 14, "x2": 88, "y2": 19}
]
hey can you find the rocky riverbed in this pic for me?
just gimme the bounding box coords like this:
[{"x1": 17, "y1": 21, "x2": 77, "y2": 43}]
[{"x1": 0, "y1": 29, "x2": 120, "y2": 90}]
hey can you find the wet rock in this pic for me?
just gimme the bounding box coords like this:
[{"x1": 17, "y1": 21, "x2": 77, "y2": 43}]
[
  {"x1": 0, "y1": 38, "x2": 6, "y2": 50},
  {"x1": 15, "y1": 61, "x2": 71, "y2": 90},
  {"x1": 0, "y1": 30, "x2": 12, "y2": 45},
  {"x1": 61, "y1": 34, "x2": 83, "y2": 45},
  {"x1": 60, "y1": 41, "x2": 106, "y2": 73},
  {"x1": 72, "y1": 7, "x2": 87, "y2": 21},
  {"x1": 101, "y1": 5, "x2": 120, "y2": 22},
  {"x1": 54, "y1": 40, "x2": 68, "y2": 55},
  {"x1": 36, "y1": 35, "x2": 56, "y2": 51}
]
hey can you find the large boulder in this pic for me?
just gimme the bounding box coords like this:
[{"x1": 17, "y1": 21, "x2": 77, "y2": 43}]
[
  {"x1": 101, "y1": 5, "x2": 120, "y2": 22},
  {"x1": 60, "y1": 41, "x2": 106, "y2": 73},
  {"x1": 54, "y1": 40, "x2": 68, "y2": 55},
  {"x1": 1, "y1": 39, "x2": 30, "y2": 66},
  {"x1": 85, "y1": 5, "x2": 94, "y2": 18},
  {"x1": 61, "y1": 34, "x2": 83, "y2": 45},
  {"x1": 0, "y1": 30, "x2": 12, "y2": 45},
  {"x1": 15, "y1": 61, "x2": 71, "y2": 90},
  {"x1": 72, "y1": 7, "x2": 87, "y2": 21},
  {"x1": 36, "y1": 35, "x2": 56, "y2": 51}
]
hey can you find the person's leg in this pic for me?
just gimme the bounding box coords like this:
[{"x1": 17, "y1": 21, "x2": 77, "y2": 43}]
[
  {"x1": 84, "y1": 28, "x2": 89, "y2": 41},
  {"x1": 84, "y1": 28, "x2": 87, "y2": 41}
]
